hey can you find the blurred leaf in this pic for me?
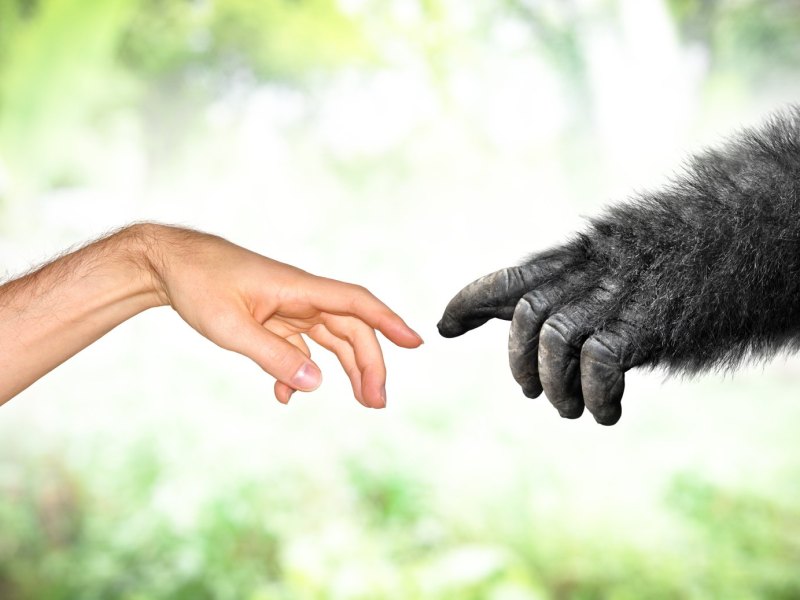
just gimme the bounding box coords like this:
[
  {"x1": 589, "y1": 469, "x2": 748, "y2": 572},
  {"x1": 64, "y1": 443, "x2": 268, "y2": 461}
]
[
  {"x1": 666, "y1": 0, "x2": 800, "y2": 85},
  {"x1": 0, "y1": 0, "x2": 136, "y2": 188},
  {"x1": 667, "y1": 472, "x2": 800, "y2": 598},
  {"x1": 118, "y1": 0, "x2": 374, "y2": 84}
]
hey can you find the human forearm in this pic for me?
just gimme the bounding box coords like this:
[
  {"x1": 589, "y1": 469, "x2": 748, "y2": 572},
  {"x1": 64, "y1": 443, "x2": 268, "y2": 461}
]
[{"x1": 0, "y1": 224, "x2": 164, "y2": 405}]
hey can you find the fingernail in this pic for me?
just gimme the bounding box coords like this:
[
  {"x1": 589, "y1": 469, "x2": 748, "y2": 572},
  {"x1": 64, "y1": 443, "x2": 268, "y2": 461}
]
[
  {"x1": 379, "y1": 384, "x2": 387, "y2": 408},
  {"x1": 291, "y1": 362, "x2": 322, "y2": 391},
  {"x1": 410, "y1": 328, "x2": 424, "y2": 344},
  {"x1": 287, "y1": 389, "x2": 295, "y2": 402}
]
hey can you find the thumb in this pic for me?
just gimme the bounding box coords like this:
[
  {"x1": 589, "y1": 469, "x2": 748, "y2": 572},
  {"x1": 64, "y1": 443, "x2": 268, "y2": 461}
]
[{"x1": 230, "y1": 318, "x2": 322, "y2": 391}]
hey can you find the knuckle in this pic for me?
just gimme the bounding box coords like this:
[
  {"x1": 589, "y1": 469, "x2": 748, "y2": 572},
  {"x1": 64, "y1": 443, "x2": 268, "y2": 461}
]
[
  {"x1": 500, "y1": 266, "x2": 524, "y2": 291},
  {"x1": 348, "y1": 285, "x2": 378, "y2": 311},
  {"x1": 540, "y1": 318, "x2": 570, "y2": 347},
  {"x1": 353, "y1": 283, "x2": 371, "y2": 297},
  {"x1": 528, "y1": 291, "x2": 565, "y2": 328},
  {"x1": 525, "y1": 290, "x2": 551, "y2": 315},
  {"x1": 581, "y1": 334, "x2": 619, "y2": 365}
]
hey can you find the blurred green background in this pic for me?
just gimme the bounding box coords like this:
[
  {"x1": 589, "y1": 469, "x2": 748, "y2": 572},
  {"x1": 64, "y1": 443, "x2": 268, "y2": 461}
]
[{"x1": 2, "y1": 0, "x2": 800, "y2": 598}]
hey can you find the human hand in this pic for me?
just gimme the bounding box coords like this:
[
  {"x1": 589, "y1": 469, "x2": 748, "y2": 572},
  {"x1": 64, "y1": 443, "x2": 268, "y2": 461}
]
[{"x1": 147, "y1": 225, "x2": 423, "y2": 408}]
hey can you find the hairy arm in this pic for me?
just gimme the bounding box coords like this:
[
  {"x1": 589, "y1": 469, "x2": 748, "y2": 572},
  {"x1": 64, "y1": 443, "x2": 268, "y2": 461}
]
[
  {"x1": 0, "y1": 226, "x2": 161, "y2": 403},
  {"x1": 1, "y1": 223, "x2": 422, "y2": 407},
  {"x1": 439, "y1": 106, "x2": 800, "y2": 424}
]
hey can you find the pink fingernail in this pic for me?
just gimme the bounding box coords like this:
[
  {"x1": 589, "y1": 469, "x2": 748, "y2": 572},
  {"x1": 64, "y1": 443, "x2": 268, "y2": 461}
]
[
  {"x1": 379, "y1": 385, "x2": 387, "y2": 407},
  {"x1": 291, "y1": 362, "x2": 322, "y2": 391}
]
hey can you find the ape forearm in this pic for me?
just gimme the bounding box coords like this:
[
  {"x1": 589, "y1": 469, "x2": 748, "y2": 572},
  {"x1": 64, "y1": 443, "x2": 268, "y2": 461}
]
[
  {"x1": 0, "y1": 225, "x2": 163, "y2": 405},
  {"x1": 580, "y1": 107, "x2": 800, "y2": 372}
]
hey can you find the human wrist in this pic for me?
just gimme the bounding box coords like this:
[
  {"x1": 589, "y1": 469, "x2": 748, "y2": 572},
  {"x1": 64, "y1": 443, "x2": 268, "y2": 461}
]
[{"x1": 117, "y1": 222, "x2": 174, "y2": 309}]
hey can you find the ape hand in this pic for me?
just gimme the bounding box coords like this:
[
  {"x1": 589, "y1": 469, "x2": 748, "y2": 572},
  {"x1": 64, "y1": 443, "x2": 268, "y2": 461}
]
[
  {"x1": 438, "y1": 235, "x2": 660, "y2": 425},
  {"x1": 439, "y1": 107, "x2": 800, "y2": 424}
]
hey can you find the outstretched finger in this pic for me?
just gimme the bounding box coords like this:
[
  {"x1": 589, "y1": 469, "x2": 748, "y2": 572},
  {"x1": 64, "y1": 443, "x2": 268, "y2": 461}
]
[
  {"x1": 308, "y1": 277, "x2": 423, "y2": 349},
  {"x1": 438, "y1": 250, "x2": 579, "y2": 338}
]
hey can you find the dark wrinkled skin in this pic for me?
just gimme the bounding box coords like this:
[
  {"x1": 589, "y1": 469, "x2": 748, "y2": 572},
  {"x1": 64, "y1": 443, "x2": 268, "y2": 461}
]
[{"x1": 439, "y1": 106, "x2": 800, "y2": 425}]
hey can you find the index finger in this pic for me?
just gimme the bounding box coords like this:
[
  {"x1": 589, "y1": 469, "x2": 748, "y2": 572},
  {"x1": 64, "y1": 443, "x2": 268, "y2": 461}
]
[
  {"x1": 437, "y1": 253, "x2": 574, "y2": 338},
  {"x1": 307, "y1": 277, "x2": 423, "y2": 348}
]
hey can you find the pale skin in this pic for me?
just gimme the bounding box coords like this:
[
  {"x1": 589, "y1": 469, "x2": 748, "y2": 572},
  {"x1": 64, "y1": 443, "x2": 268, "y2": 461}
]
[{"x1": 0, "y1": 223, "x2": 423, "y2": 407}]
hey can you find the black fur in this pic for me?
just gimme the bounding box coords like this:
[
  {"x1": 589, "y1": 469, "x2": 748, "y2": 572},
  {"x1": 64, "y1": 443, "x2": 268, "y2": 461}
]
[{"x1": 438, "y1": 106, "x2": 800, "y2": 425}]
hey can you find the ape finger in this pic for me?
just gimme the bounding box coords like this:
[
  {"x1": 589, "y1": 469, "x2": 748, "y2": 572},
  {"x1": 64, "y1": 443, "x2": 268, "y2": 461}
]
[
  {"x1": 509, "y1": 271, "x2": 597, "y2": 399},
  {"x1": 580, "y1": 323, "x2": 647, "y2": 426},
  {"x1": 537, "y1": 283, "x2": 618, "y2": 418},
  {"x1": 538, "y1": 311, "x2": 590, "y2": 419},
  {"x1": 438, "y1": 256, "x2": 571, "y2": 338},
  {"x1": 509, "y1": 292, "x2": 548, "y2": 398}
]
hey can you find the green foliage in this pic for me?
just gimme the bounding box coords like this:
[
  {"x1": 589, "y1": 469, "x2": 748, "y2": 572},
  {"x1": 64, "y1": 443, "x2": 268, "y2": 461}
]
[
  {"x1": 0, "y1": 0, "x2": 374, "y2": 191},
  {"x1": 0, "y1": 0, "x2": 135, "y2": 184},
  {"x1": 1, "y1": 439, "x2": 799, "y2": 599},
  {"x1": 666, "y1": 0, "x2": 800, "y2": 85},
  {"x1": 4, "y1": 0, "x2": 800, "y2": 196},
  {"x1": 667, "y1": 473, "x2": 800, "y2": 599},
  {"x1": 344, "y1": 452, "x2": 430, "y2": 528},
  {"x1": 118, "y1": 0, "x2": 373, "y2": 85}
]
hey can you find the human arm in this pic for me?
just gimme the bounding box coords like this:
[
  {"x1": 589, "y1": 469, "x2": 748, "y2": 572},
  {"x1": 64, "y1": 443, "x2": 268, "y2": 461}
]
[
  {"x1": 0, "y1": 223, "x2": 422, "y2": 407},
  {"x1": 439, "y1": 106, "x2": 800, "y2": 424}
]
